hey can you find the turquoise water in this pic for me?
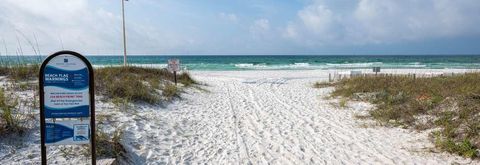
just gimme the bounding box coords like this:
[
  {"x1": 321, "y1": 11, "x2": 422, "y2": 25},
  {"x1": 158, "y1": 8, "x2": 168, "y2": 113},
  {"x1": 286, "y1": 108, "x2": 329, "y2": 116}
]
[{"x1": 3, "y1": 55, "x2": 480, "y2": 70}]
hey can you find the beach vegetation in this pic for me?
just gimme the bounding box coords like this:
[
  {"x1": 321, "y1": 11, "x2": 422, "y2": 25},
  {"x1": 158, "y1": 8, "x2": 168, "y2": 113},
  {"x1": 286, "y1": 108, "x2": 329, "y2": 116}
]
[
  {"x1": 111, "y1": 97, "x2": 132, "y2": 112},
  {"x1": 162, "y1": 83, "x2": 178, "y2": 100},
  {"x1": 0, "y1": 64, "x2": 196, "y2": 104},
  {"x1": 0, "y1": 64, "x2": 39, "y2": 82},
  {"x1": 339, "y1": 98, "x2": 348, "y2": 108},
  {"x1": 178, "y1": 72, "x2": 196, "y2": 86},
  {"x1": 313, "y1": 81, "x2": 335, "y2": 88},
  {"x1": 330, "y1": 73, "x2": 480, "y2": 158},
  {"x1": 0, "y1": 88, "x2": 31, "y2": 136},
  {"x1": 434, "y1": 132, "x2": 478, "y2": 158},
  {"x1": 95, "y1": 127, "x2": 126, "y2": 159},
  {"x1": 95, "y1": 66, "x2": 196, "y2": 104}
]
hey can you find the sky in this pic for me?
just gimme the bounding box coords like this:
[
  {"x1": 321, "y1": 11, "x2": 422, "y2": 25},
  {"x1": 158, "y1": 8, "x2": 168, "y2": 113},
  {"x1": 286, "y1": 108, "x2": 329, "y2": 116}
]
[{"x1": 0, "y1": 0, "x2": 480, "y2": 55}]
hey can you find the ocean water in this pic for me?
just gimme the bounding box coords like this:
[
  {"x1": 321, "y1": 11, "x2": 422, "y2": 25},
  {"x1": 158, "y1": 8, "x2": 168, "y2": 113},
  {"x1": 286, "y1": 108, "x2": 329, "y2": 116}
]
[{"x1": 3, "y1": 55, "x2": 480, "y2": 71}]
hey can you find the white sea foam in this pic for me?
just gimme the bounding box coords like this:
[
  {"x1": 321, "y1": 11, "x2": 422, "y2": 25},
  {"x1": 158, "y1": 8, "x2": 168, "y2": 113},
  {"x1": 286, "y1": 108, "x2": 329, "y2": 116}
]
[
  {"x1": 234, "y1": 63, "x2": 268, "y2": 69},
  {"x1": 235, "y1": 63, "x2": 318, "y2": 70},
  {"x1": 92, "y1": 64, "x2": 168, "y2": 68},
  {"x1": 326, "y1": 62, "x2": 383, "y2": 68},
  {"x1": 234, "y1": 63, "x2": 254, "y2": 68},
  {"x1": 291, "y1": 62, "x2": 310, "y2": 67},
  {"x1": 405, "y1": 62, "x2": 427, "y2": 68}
]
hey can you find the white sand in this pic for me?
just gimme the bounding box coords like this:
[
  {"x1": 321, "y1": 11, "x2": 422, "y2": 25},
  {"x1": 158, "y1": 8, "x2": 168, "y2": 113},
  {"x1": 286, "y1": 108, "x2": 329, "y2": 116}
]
[
  {"x1": 119, "y1": 69, "x2": 478, "y2": 164},
  {"x1": 1, "y1": 69, "x2": 479, "y2": 164}
]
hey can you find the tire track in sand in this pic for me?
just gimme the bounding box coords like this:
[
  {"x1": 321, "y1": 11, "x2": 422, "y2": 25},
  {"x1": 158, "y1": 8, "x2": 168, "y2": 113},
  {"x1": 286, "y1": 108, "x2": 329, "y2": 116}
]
[{"x1": 224, "y1": 81, "x2": 252, "y2": 164}]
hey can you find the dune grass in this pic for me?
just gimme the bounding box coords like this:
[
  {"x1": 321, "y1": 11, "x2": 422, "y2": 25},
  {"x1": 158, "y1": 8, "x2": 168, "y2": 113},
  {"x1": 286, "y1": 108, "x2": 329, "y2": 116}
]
[
  {"x1": 0, "y1": 88, "x2": 32, "y2": 136},
  {"x1": 313, "y1": 81, "x2": 335, "y2": 88},
  {"x1": 329, "y1": 73, "x2": 480, "y2": 158},
  {"x1": 178, "y1": 72, "x2": 196, "y2": 86},
  {"x1": 0, "y1": 65, "x2": 197, "y2": 104},
  {"x1": 0, "y1": 64, "x2": 39, "y2": 81},
  {"x1": 0, "y1": 63, "x2": 39, "y2": 138},
  {"x1": 95, "y1": 127, "x2": 126, "y2": 159},
  {"x1": 162, "y1": 83, "x2": 179, "y2": 99},
  {"x1": 95, "y1": 66, "x2": 196, "y2": 104}
]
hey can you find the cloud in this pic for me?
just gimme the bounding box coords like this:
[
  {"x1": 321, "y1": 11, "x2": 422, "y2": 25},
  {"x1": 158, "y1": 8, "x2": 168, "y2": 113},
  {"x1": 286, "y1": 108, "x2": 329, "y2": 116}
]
[
  {"x1": 250, "y1": 19, "x2": 270, "y2": 34},
  {"x1": 0, "y1": 0, "x2": 195, "y2": 55},
  {"x1": 248, "y1": 19, "x2": 274, "y2": 46},
  {"x1": 298, "y1": 5, "x2": 333, "y2": 35},
  {"x1": 219, "y1": 12, "x2": 238, "y2": 22},
  {"x1": 0, "y1": 0, "x2": 122, "y2": 55},
  {"x1": 284, "y1": 0, "x2": 480, "y2": 46}
]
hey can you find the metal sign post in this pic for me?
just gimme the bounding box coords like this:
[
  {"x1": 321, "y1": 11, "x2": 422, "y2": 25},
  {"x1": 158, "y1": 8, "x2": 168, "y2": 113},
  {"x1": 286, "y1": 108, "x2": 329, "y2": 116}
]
[
  {"x1": 39, "y1": 51, "x2": 96, "y2": 165},
  {"x1": 373, "y1": 67, "x2": 381, "y2": 75},
  {"x1": 168, "y1": 59, "x2": 180, "y2": 85}
]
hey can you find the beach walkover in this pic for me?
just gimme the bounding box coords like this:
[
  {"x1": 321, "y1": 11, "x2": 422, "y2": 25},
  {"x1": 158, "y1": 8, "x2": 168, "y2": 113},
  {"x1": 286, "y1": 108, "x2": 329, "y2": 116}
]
[{"x1": 119, "y1": 70, "x2": 473, "y2": 164}]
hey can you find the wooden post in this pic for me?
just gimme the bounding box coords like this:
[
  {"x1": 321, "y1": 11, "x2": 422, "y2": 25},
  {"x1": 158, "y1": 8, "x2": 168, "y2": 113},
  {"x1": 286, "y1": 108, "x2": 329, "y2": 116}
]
[
  {"x1": 174, "y1": 71, "x2": 177, "y2": 86},
  {"x1": 329, "y1": 73, "x2": 332, "y2": 82}
]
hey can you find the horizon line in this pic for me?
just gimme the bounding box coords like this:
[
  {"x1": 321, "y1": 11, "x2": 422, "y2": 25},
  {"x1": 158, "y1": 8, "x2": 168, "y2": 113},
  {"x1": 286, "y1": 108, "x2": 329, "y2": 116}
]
[{"x1": 2, "y1": 54, "x2": 480, "y2": 57}]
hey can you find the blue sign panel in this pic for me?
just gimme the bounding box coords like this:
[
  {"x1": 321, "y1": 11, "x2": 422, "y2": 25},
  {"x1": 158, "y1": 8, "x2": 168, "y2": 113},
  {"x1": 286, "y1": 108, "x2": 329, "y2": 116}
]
[
  {"x1": 45, "y1": 120, "x2": 90, "y2": 145},
  {"x1": 43, "y1": 55, "x2": 90, "y2": 118}
]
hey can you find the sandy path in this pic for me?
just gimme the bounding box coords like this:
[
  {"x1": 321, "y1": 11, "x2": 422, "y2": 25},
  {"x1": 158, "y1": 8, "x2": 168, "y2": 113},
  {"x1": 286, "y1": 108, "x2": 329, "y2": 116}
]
[{"x1": 121, "y1": 70, "x2": 475, "y2": 164}]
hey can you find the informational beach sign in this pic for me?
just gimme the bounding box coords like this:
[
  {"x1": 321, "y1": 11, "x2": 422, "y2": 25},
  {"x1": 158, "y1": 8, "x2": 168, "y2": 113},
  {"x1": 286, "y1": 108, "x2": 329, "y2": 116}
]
[
  {"x1": 45, "y1": 120, "x2": 90, "y2": 145},
  {"x1": 373, "y1": 67, "x2": 381, "y2": 73},
  {"x1": 43, "y1": 55, "x2": 90, "y2": 118},
  {"x1": 168, "y1": 59, "x2": 180, "y2": 72},
  {"x1": 168, "y1": 59, "x2": 180, "y2": 85},
  {"x1": 39, "y1": 51, "x2": 96, "y2": 165}
]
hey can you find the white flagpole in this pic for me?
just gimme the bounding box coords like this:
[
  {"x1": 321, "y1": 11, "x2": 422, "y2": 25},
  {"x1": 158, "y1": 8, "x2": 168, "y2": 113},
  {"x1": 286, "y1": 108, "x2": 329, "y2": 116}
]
[{"x1": 121, "y1": 0, "x2": 128, "y2": 66}]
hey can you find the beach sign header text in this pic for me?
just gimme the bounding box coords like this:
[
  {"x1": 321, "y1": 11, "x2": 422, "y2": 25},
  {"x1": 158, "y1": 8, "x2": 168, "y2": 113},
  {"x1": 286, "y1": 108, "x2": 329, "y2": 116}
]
[
  {"x1": 39, "y1": 51, "x2": 97, "y2": 165},
  {"x1": 43, "y1": 53, "x2": 90, "y2": 118}
]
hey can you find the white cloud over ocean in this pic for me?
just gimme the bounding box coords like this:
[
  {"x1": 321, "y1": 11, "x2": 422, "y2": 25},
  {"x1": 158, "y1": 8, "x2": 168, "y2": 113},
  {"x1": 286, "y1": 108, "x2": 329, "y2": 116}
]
[{"x1": 285, "y1": 0, "x2": 480, "y2": 46}]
